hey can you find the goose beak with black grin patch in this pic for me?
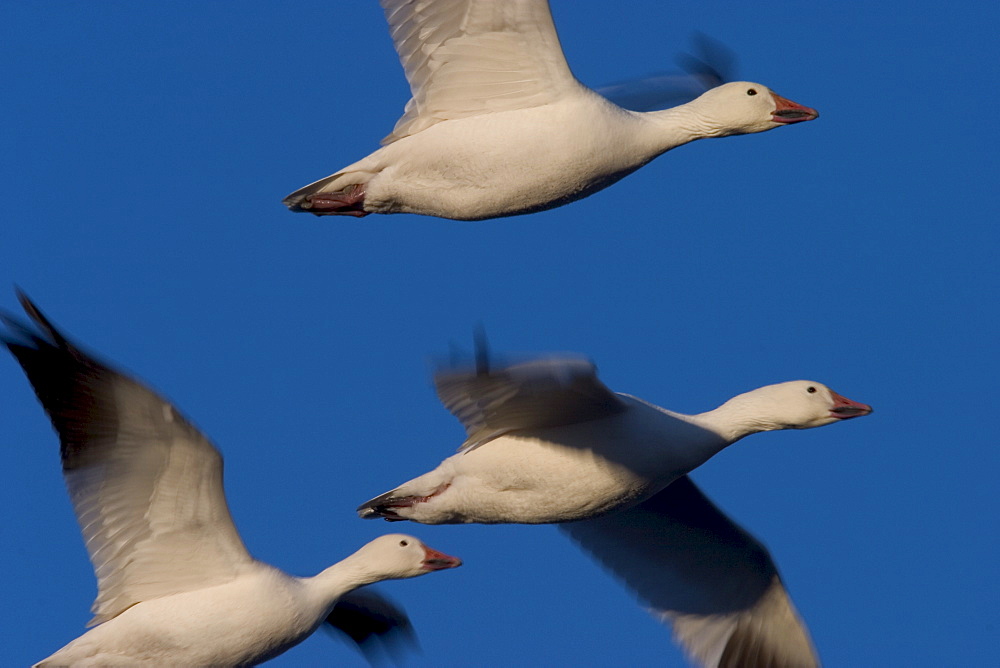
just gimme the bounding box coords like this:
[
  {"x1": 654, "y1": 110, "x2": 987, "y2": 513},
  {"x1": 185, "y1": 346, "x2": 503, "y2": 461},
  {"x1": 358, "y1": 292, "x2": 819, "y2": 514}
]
[
  {"x1": 771, "y1": 92, "x2": 820, "y2": 123},
  {"x1": 829, "y1": 391, "x2": 873, "y2": 419},
  {"x1": 422, "y1": 547, "x2": 463, "y2": 571}
]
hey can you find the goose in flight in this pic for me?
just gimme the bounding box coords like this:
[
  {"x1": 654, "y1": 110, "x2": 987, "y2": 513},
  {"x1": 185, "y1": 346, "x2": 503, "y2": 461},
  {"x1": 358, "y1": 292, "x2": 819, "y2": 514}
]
[
  {"x1": 283, "y1": 0, "x2": 818, "y2": 221},
  {"x1": 2, "y1": 293, "x2": 461, "y2": 667},
  {"x1": 358, "y1": 345, "x2": 871, "y2": 666}
]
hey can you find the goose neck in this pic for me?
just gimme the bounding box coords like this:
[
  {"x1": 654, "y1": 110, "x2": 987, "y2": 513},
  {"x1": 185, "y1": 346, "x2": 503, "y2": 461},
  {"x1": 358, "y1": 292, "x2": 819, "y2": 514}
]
[
  {"x1": 638, "y1": 102, "x2": 720, "y2": 153},
  {"x1": 303, "y1": 556, "x2": 375, "y2": 609},
  {"x1": 693, "y1": 395, "x2": 780, "y2": 444}
]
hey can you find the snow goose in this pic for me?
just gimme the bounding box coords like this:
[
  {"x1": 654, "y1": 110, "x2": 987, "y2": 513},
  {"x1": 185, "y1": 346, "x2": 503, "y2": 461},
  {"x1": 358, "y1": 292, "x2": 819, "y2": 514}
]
[
  {"x1": 2, "y1": 293, "x2": 461, "y2": 667},
  {"x1": 282, "y1": 0, "x2": 818, "y2": 221},
  {"x1": 358, "y1": 346, "x2": 871, "y2": 667}
]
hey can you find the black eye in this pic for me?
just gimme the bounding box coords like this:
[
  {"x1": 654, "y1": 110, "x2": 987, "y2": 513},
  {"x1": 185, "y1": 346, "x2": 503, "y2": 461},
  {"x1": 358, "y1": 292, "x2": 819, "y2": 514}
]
[
  {"x1": 807, "y1": 386, "x2": 817, "y2": 394},
  {"x1": 747, "y1": 88, "x2": 757, "y2": 96},
  {"x1": 399, "y1": 540, "x2": 408, "y2": 547}
]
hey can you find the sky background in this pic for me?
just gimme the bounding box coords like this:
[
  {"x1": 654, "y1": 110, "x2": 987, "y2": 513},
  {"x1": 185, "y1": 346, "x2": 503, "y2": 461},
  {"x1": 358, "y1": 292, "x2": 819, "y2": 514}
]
[{"x1": 1, "y1": 1, "x2": 997, "y2": 666}]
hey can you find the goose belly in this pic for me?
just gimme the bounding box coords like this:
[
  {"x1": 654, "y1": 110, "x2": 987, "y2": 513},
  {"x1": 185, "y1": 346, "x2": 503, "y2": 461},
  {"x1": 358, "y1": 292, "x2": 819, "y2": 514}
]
[
  {"x1": 37, "y1": 569, "x2": 319, "y2": 667},
  {"x1": 447, "y1": 435, "x2": 658, "y2": 524},
  {"x1": 367, "y1": 102, "x2": 648, "y2": 220}
]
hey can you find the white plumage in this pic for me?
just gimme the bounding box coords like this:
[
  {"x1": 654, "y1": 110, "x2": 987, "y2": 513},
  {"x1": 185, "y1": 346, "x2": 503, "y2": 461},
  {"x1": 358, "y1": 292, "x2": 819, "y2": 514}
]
[
  {"x1": 359, "y1": 348, "x2": 871, "y2": 667},
  {"x1": 283, "y1": 0, "x2": 818, "y2": 220},
  {"x1": 2, "y1": 294, "x2": 461, "y2": 667}
]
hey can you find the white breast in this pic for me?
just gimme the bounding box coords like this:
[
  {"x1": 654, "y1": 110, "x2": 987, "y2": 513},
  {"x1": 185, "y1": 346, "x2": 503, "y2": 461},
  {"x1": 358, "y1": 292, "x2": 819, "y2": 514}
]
[
  {"x1": 354, "y1": 95, "x2": 652, "y2": 220},
  {"x1": 39, "y1": 566, "x2": 319, "y2": 667}
]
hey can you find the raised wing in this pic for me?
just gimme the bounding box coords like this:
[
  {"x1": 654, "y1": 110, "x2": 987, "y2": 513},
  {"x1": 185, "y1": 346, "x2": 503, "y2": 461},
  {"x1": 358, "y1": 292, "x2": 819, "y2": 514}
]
[
  {"x1": 434, "y1": 349, "x2": 628, "y2": 451},
  {"x1": 2, "y1": 293, "x2": 252, "y2": 626},
  {"x1": 325, "y1": 588, "x2": 417, "y2": 661},
  {"x1": 561, "y1": 476, "x2": 818, "y2": 668},
  {"x1": 380, "y1": 0, "x2": 580, "y2": 144}
]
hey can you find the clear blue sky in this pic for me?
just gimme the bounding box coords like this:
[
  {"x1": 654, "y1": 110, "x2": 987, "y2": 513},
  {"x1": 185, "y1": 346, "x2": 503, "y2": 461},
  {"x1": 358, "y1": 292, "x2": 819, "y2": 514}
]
[{"x1": 2, "y1": 1, "x2": 997, "y2": 666}]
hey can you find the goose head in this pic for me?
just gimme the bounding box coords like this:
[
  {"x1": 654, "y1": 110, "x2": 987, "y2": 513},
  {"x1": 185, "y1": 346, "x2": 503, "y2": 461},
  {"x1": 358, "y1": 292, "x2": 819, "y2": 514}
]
[
  {"x1": 690, "y1": 81, "x2": 819, "y2": 136},
  {"x1": 722, "y1": 381, "x2": 872, "y2": 434},
  {"x1": 355, "y1": 534, "x2": 463, "y2": 580}
]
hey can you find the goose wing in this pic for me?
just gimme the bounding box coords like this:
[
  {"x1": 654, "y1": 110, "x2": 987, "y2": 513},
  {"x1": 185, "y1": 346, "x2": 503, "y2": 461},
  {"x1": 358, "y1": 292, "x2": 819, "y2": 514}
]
[
  {"x1": 561, "y1": 475, "x2": 819, "y2": 668},
  {"x1": 597, "y1": 33, "x2": 736, "y2": 111},
  {"x1": 2, "y1": 294, "x2": 252, "y2": 626},
  {"x1": 434, "y1": 350, "x2": 627, "y2": 450},
  {"x1": 325, "y1": 589, "x2": 416, "y2": 660},
  {"x1": 380, "y1": 0, "x2": 580, "y2": 144}
]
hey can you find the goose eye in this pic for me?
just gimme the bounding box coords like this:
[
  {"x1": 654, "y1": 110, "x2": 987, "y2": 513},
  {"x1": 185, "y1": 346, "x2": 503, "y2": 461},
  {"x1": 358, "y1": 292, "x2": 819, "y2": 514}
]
[
  {"x1": 399, "y1": 540, "x2": 409, "y2": 547},
  {"x1": 807, "y1": 386, "x2": 817, "y2": 394},
  {"x1": 747, "y1": 88, "x2": 757, "y2": 96}
]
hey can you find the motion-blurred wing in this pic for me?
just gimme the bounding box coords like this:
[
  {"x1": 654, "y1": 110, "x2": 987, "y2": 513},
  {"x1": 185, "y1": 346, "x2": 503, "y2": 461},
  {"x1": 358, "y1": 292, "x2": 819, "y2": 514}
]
[
  {"x1": 435, "y1": 349, "x2": 628, "y2": 450},
  {"x1": 598, "y1": 72, "x2": 717, "y2": 112},
  {"x1": 325, "y1": 589, "x2": 417, "y2": 661},
  {"x1": 598, "y1": 33, "x2": 736, "y2": 112},
  {"x1": 2, "y1": 294, "x2": 252, "y2": 626},
  {"x1": 561, "y1": 476, "x2": 818, "y2": 668},
  {"x1": 380, "y1": 0, "x2": 580, "y2": 144}
]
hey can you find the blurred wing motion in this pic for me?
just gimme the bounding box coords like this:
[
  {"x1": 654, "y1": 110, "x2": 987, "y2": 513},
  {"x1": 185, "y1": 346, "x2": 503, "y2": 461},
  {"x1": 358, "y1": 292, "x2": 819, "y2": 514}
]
[
  {"x1": 561, "y1": 475, "x2": 818, "y2": 668},
  {"x1": 598, "y1": 33, "x2": 737, "y2": 112},
  {"x1": 325, "y1": 588, "x2": 417, "y2": 661},
  {"x1": 380, "y1": 0, "x2": 580, "y2": 144},
  {"x1": 1, "y1": 293, "x2": 252, "y2": 626},
  {"x1": 434, "y1": 337, "x2": 627, "y2": 450}
]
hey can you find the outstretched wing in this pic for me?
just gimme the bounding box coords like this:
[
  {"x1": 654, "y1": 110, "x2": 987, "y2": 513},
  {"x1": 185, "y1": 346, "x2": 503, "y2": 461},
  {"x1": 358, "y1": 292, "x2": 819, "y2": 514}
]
[
  {"x1": 380, "y1": 0, "x2": 581, "y2": 144},
  {"x1": 434, "y1": 345, "x2": 627, "y2": 450},
  {"x1": 2, "y1": 293, "x2": 252, "y2": 626},
  {"x1": 561, "y1": 476, "x2": 819, "y2": 668}
]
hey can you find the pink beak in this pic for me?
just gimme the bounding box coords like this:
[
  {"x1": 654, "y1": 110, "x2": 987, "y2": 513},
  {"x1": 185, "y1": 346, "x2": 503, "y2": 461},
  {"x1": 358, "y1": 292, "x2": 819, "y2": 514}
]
[
  {"x1": 771, "y1": 92, "x2": 819, "y2": 123},
  {"x1": 829, "y1": 391, "x2": 872, "y2": 419},
  {"x1": 422, "y1": 546, "x2": 462, "y2": 571}
]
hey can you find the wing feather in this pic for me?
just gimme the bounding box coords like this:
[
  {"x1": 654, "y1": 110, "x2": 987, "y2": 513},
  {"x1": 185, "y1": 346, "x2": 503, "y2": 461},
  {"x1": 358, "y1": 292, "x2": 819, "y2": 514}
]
[
  {"x1": 3, "y1": 294, "x2": 252, "y2": 626},
  {"x1": 561, "y1": 476, "x2": 819, "y2": 668},
  {"x1": 324, "y1": 589, "x2": 417, "y2": 660},
  {"x1": 434, "y1": 352, "x2": 627, "y2": 450},
  {"x1": 379, "y1": 0, "x2": 580, "y2": 144}
]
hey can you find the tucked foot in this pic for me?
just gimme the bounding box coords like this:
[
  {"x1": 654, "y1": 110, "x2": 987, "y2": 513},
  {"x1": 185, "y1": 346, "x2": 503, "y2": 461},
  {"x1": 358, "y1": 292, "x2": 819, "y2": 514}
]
[
  {"x1": 358, "y1": 484, "x2": 450, "y2": 521},
  {"x1": 293, "y1": 183, "x2": 369, "y2": 217}
]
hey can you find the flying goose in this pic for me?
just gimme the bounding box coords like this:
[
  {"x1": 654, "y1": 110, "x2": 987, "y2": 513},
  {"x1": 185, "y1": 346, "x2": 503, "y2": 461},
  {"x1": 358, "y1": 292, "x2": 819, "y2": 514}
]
[{"x1": 283, "y1": 0, "x2": 818, "y2": 221}]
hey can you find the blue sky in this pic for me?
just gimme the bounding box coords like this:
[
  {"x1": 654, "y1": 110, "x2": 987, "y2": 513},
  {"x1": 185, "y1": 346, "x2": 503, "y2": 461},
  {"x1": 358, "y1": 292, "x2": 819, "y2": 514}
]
[{"x1": 2, "y1": 1, "x2": 997, "y2": 666}]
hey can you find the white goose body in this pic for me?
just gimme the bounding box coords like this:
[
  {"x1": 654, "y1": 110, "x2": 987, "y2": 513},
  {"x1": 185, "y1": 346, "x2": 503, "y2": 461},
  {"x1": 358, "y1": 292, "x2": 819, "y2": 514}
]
[
  {"x1": 283, "y1": 1, "x2": 818, "y2": 221},
  {"x1": 327, "y1": 93, "x2": 654, "y2": 220},
  {"x1": 41, "y1": 565, "x2": 321, "y2": 667},
  {"x1": 1, "y1": 294, "x2": 461, "y2": 667},
  {"x1": 359, "y1": 349, "x2": 872, "y2": 667},
  {"x1": 38, "y1": 549, "x2": 442, "y2": 667},
  {"x1": 359, "y1": 371, "x2": 869, "y2": 526},
  {"x1": 376, "y1": 394, "x2": 730, "y2": 524}
]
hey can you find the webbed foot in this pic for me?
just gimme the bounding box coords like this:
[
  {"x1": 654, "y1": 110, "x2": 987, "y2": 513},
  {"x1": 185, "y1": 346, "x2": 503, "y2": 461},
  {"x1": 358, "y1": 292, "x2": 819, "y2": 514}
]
[
  {"x1": 295, "y1": 183, "x2": 368, "y2": 217},
  {"x1": 357, "y1": 483, "x2": 451, "y2": 521}
]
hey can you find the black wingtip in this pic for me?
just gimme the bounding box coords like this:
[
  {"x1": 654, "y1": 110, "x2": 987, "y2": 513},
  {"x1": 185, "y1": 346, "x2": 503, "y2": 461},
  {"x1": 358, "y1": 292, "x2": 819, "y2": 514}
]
[
  {"x1": 473, "y1": 324, "x2": 489, "y2": 376},
  {"x1": 0, "y1": 311, "x2": 27, "y2": 347},
  {"x1": 11, "y1": 289, "x2": 69, "y2": 348},
  {"x1": 1, "y1": 289, "x2": 51, "y2": 351},
  {"x1": 324, "y1": 589, "x2": 420, "y2": 664}
]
